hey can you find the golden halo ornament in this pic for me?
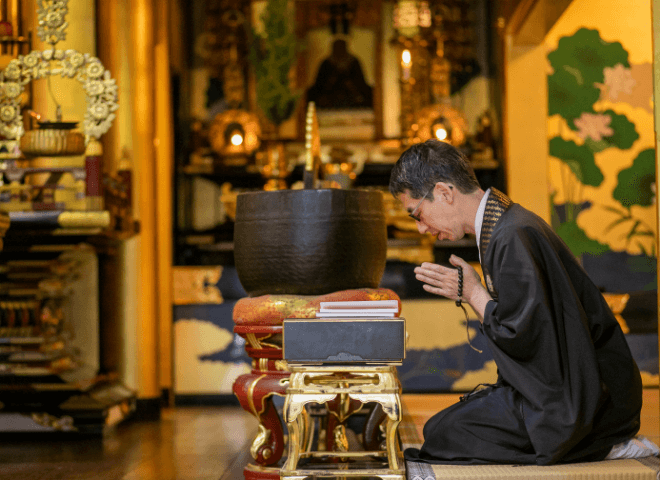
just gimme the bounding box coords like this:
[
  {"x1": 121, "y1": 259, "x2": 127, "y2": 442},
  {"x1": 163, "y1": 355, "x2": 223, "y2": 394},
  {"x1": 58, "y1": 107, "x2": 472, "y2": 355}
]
[
  {"x1": 0, "y1": 0, "x2": 118, "y2": 155},
  {"x1": 414, "y1": 103, "x2": 468, "y2": 146},
  {"x1": 208, "y1": 109, "x2": 261, "y2": 157}
]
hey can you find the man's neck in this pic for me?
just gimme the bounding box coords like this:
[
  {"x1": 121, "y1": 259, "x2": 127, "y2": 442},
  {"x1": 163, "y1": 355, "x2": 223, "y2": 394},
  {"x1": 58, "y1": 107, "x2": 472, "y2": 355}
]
[{"x1": 461, "y1": 189, "x2": 486, "y2": 236}]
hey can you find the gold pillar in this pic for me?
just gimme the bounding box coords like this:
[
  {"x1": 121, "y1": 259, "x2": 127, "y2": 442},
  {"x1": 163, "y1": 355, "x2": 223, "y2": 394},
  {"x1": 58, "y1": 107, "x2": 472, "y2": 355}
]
[
  {"x1": 129, "y1": 0, "x2": 159, "y2": 400},
  {"x1": 501, "y1": 0, "x2": 550, "y2": 222},
  {"x1": 95, "y1": 0, "x2": 122, "y2": 379},
  {"x1": 155, "y1": 0, "x2": 174, "y2": 397},
  {"x1": 96, "y1": 0, "x2": 173, "y2": 401},
  {"x1": 651, "y1": 0, "x2": 660, "y2": 426}
]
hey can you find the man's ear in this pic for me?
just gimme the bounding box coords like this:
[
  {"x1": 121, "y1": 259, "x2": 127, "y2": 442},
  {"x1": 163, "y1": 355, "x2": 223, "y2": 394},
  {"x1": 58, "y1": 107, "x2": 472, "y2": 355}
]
[{"x1": 434, "y1": 182, "x2": 454, "y2": 204}]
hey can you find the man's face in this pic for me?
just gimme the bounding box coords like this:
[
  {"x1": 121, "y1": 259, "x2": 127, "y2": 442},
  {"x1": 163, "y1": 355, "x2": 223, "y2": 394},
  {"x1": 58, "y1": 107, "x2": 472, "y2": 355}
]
[{"x1": 398, "y1": 186, "x2": 465, "y2": 241}]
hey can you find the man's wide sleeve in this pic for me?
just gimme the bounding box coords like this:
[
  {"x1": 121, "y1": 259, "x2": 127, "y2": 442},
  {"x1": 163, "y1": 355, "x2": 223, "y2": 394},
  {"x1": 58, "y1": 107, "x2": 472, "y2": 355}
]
[{"x1": 481, "y1": 227, "x2": 604, "y2": 464}]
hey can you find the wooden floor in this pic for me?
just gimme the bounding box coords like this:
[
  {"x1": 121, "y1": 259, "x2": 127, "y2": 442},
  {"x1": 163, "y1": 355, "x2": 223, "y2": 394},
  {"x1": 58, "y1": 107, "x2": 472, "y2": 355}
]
[
  {"x1": 1, "y1": 390, "x2": 658, "y2": 480},
  {"x1": 0, "y1": 407, "x2": 257, "y2": 480}
]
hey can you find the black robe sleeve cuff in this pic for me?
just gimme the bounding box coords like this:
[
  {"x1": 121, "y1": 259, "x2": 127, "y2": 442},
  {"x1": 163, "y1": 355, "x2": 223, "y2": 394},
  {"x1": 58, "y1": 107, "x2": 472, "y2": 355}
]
[{"x1": 482, "y1": 300, "x2": 497, "y2": 334}]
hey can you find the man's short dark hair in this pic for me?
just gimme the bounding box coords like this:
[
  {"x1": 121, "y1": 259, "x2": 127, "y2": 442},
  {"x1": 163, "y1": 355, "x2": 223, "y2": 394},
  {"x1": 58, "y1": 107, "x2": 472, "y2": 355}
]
[{"x1": 389, "y1": 140, "x2": 481, "y2": 200}]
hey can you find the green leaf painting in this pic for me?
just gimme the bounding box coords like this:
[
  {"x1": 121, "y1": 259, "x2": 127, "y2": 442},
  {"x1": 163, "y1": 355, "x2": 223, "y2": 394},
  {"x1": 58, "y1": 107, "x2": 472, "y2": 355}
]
[
  {"x1": 548, "y1": 28, "x2": 629, "y2": 87},
  {"x1": 613, "y1": 148, "x2": 656, "y2": 208},
  {"x1": 549, "y1": 137, "x2": 603, "y2": 187},
  {"x1": 600, "y1": 110, "x2": 639, "y2": 150},
  {"x1": 547, "y1": 27, "x2": 653, "y2": 263},
  {"x1": 548, "y1": 68, "x2": 599, "y2": 123},
  {"x1": 556, "y1": 220, "x2": 610, "y2": 257},
  {"x1": 548, "y1": 28, "x2": 629, "y2": 127}
]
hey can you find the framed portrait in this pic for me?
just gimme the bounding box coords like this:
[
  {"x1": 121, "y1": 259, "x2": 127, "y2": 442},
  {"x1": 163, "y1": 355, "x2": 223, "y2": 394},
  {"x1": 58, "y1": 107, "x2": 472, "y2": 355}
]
[{"x1": 294, "y1": 0, "x2": 383, "y2": 142}]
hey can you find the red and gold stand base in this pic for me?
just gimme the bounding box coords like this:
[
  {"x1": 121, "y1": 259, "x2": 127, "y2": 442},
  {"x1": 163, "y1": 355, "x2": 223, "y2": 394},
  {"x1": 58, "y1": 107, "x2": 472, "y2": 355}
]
[
  {"x1": 244, "y1": 462, "x2": 282, "y2": 480},
  {"x1": 232, "y1": 288, "x2": 401, "y2": 480}
]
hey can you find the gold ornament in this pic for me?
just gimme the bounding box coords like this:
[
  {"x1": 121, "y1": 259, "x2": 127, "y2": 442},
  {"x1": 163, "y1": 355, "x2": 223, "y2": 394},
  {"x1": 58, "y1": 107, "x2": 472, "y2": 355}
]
[
  {"x1": 37, "y1": 0, "x2": 69, "y2": 45},
  {"x1": 0, "y1": 0, "x2": 119, "y2": 156},
  {"x1": 414, "y1": 103, "x2": 468, "y2": 146},
  {"x1": 208, "y1": 109, "x2": 261, "y2": 158}
]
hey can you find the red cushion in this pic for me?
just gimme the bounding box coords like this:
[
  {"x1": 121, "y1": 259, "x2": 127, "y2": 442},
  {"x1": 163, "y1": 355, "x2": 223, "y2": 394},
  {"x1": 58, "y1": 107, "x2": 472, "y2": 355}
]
[{"x1": 233, "y1": 288, "x2": 401, "y2": 326}]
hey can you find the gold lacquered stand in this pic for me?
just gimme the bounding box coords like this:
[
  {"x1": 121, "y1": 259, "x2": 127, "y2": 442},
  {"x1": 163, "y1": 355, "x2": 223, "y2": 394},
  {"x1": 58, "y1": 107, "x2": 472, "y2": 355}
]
[{"x1": 281, "y1": 365, "x2": 405, "y2": 480}]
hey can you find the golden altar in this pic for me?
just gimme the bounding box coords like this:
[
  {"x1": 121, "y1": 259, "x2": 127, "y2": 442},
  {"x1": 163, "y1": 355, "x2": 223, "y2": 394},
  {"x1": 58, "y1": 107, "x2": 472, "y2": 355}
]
[{"x1": 281, "y1": 364, "x2": 405, "y2": 480}]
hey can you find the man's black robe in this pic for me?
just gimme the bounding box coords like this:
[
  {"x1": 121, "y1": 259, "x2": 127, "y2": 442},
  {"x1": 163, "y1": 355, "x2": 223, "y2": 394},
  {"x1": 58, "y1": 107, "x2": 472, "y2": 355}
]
[{"x1": 405, "y1": 188, "x2": 642, "y2": 465}]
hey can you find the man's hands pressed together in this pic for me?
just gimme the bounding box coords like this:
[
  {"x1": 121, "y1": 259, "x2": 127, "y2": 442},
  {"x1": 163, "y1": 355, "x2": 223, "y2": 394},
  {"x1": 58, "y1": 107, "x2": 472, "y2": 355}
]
[{"x1": 414, "y1": 254, "x2": 492, "y2": 321}]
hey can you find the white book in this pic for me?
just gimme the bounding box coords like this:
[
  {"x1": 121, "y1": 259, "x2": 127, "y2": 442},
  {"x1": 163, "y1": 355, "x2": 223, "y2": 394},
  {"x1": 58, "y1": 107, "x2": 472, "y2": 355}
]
[
  {"x1": 315, "y1": 311, "x2": 396, "y2": 318},
  {"x1": 318, "y1": 308, "x2": 399, "y2": 314},
  {"x1": 319, "y1": 299, "x2": 399, "y2": 310}
]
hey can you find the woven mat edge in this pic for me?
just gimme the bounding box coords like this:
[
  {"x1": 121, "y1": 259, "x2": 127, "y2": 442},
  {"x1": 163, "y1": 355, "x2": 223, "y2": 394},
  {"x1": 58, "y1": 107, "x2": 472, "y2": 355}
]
[{"x1": 401, "y1": 399, "x2": 660, "y2": 480}]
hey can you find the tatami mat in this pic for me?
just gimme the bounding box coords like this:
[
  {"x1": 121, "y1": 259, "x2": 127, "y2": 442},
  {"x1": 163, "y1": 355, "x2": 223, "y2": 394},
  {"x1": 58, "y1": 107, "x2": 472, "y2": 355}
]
[
  {"x1": 408, "y1": 458, "x2": 658, "y2": 480},
  {"x1": 401, "y1": 393, "x2": 660, "y2": 480}
]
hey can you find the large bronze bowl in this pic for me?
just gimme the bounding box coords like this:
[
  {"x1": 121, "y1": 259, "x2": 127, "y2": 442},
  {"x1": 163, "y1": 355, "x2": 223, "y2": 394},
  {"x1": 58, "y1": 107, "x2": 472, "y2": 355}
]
[{"x1": 234, "y1": 188, "x2": 387, "y2": 296}]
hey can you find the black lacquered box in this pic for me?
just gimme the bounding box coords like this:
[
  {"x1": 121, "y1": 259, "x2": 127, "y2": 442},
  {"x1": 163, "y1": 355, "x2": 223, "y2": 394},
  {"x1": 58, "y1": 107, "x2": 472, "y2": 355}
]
[{"x1": 283, "y1": 318, "x2": 406, "y2": 364}]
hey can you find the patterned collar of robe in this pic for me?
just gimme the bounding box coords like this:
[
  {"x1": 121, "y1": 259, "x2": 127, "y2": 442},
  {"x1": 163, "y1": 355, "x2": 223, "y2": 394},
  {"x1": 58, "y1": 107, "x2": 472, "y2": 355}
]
[{"x1": 479, "y1": 187, "x2": 512, "y2": 300}]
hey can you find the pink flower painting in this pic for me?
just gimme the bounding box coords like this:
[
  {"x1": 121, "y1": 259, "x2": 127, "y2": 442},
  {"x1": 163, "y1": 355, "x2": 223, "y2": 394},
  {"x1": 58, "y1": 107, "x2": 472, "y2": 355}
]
[
  {"x1": 573, "y1": 112, "x2": 614, "y2": 141},
  {"x1": 603, "y1": 63, "x2": 636, "y2": 100}
]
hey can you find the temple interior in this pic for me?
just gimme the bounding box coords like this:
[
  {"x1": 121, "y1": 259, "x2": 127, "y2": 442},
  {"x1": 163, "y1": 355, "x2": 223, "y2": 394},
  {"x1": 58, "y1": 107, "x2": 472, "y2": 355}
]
[{"x1": 0, "y1": 0, "x2": 659, "y2": 479}]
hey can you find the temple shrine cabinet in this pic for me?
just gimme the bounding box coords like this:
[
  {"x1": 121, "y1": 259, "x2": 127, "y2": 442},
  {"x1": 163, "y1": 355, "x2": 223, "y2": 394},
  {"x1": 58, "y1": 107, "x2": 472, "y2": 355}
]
[{"x1": 0, "y1": 0, "x2": 139, "y2": 433}]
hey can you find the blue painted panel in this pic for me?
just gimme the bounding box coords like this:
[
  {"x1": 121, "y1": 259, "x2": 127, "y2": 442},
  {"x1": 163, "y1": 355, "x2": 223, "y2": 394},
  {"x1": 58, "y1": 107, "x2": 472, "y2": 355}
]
[{"x1": 173, "y1": 302, "x2": 251, "y2": 367}]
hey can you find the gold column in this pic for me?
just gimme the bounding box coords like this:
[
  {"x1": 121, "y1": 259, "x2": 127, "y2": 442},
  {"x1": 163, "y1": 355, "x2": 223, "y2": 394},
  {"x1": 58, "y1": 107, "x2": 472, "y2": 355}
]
[
  {"x1": 129, "y1": 0, "x2": 160, "y2": 400},
  {"x1": 95, "y1": 0, "x2": 122, "y2": 379},
  {"x1": 651, "y1": 0, "x2": 660, "y2": 426},
  {"x1": 154, "y1": 0, "x2": 174, "y2": 397},
  {"x1": 95, "y1": 1, "x2": 138, "y2": 394},
  {"x1": 97, "y1": 0, "x2": 173, "y2": 401},
  {"x1": 501, "y1": 0, "x2": 550, "y2": 222}
]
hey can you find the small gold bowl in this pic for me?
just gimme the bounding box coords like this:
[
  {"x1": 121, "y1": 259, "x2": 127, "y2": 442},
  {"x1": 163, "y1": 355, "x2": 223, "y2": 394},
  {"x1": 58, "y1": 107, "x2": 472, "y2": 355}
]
[{"x1": 20, "y1": 123, "x2": 86, "y2": 158}]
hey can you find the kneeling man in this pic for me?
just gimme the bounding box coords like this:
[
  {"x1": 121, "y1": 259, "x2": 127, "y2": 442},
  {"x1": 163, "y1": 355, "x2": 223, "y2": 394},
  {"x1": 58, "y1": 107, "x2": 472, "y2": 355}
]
[{"x1": 390, "y1": 139, "x2": 642, "y2": 465}]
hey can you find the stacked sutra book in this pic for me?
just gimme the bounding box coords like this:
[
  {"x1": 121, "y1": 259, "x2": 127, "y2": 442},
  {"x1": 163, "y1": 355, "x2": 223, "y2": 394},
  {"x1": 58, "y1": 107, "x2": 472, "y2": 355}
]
[
  {"x1": 283, "y1": 300, "x2": 406, "y2": 365},
  {"x1": 315, "y1": 299, "x2": 399, "y2": 318}
]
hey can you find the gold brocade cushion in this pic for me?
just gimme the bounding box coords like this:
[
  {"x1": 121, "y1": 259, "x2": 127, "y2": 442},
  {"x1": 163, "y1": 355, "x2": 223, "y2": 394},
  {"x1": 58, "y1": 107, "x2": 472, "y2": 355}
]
[{"x1": 233, "y1": 288, "x2": 401, "y2": 326}]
